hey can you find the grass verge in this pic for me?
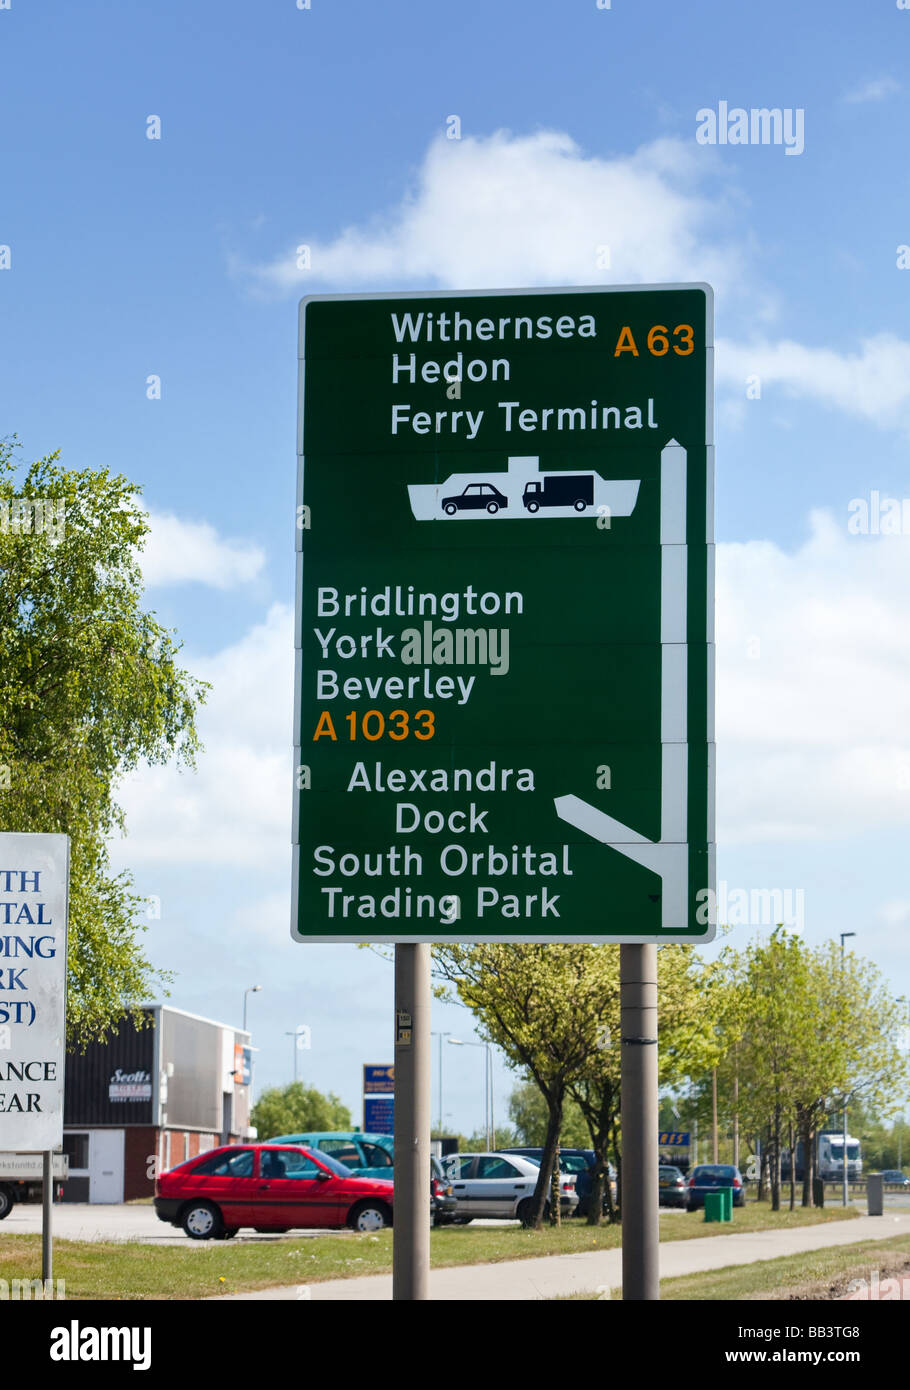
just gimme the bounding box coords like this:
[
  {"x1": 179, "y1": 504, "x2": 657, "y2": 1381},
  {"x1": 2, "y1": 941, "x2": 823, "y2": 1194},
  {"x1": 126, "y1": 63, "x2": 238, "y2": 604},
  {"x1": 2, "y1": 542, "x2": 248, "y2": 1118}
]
[
  {"x1": 0, "y1": 1201, "x2": 860, "y2": 1300},
  {"x1": 656, "y1": 1234, "x2": 910, "y2": 1301}
]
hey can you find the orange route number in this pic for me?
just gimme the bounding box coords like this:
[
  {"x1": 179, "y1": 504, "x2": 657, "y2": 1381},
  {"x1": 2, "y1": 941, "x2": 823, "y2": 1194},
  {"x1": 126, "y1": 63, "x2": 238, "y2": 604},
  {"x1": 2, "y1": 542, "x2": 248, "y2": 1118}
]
[
  {"x1": 614, "y1": 324, "x2": 695, "y2": 357},
  {"x1": 312, "y1": 709, "x2": 436, "y2": 741}
]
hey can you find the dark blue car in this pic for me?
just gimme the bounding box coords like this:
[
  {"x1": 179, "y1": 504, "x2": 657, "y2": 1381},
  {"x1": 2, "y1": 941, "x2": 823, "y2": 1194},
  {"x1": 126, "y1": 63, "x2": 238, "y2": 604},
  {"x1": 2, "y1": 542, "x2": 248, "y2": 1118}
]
[{"x1": 686, "y1": 1163, "x2": 745, "y2": 1211}]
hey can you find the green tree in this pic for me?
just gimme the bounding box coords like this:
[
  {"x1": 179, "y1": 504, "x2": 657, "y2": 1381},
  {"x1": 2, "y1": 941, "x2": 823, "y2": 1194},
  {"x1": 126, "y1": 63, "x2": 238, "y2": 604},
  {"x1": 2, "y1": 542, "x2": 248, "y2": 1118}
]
[
  {"x1": 568, "y1": 944, "x2": 712, "y2": 1223},
  {"x1": 251, "y1": 1082, "x2": 353, "y2": 1140},
  {"x1": 435, "y1": 943, "x2": 616, "y2": 1229},
  {"x1": 706, "y1": 931, "x2": 910, "y2": 1209},
  {"x1": 0, "y1": 442, "x2": 208, "y2": 1043}
]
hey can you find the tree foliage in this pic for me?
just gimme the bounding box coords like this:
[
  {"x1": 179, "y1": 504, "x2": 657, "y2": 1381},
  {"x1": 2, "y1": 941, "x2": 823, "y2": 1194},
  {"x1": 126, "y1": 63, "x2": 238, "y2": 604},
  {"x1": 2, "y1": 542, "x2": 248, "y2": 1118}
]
[
  {"x1": 251, "y1": 1082, "x2": 353, "y2": 1140},
  {"x1": 435, "y1": 942, "x2": 707, "y2": 1227},
  {"x1": 0, "y1": 441, "x2": 208, "y2": 1044},
  {"x1": 697, "y1": 929, "x2": 910, "y2": 1208},
  {"x1": 434, "y1": 943, "x2": 616, "y2": 1227},
  {"x1": 508, "y1": 1078, "x2": 588, "y2": 1147},
  {"x1": 567, "y1": 944, "x2": 709, "y2": 1222}
]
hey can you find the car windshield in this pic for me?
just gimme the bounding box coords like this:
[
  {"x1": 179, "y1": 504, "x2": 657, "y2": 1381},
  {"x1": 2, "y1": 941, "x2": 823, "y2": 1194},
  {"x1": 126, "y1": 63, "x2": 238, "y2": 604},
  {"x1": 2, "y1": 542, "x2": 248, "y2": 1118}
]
[{"x1": 294, "y1": 1149, "x2": 353, "y2": 1178}]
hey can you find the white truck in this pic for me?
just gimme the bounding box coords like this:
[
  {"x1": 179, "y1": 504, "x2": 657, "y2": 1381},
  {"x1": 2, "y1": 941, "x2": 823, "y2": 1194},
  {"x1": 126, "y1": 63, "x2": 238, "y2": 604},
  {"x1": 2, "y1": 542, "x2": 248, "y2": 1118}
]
[{"x1": 0, "y1": 1153, "x2": 68, "y2": 1218}]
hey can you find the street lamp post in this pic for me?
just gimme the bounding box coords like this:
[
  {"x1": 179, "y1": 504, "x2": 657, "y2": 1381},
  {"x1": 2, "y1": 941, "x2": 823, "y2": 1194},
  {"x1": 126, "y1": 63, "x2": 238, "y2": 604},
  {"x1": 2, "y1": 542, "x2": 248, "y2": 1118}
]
[
  {"x1": 840, "y1": 933, "x2": 856, "y2": 1208},
  {"x1": 285, "y1": 1029, "x2": 304, "y2": 1084},
  {"x1": 897, "y1": 997, "x2": 909, "y2": 1171},
  {"x1": 242, "y1": 985, "x2": 262, "y2": 1034},
  {"x1": 430, "y1": 1032, "x2": 450, "y2": 1134},
  {"x1": 448, "y1": 1037, "x2": 493, "y2": 1148}
]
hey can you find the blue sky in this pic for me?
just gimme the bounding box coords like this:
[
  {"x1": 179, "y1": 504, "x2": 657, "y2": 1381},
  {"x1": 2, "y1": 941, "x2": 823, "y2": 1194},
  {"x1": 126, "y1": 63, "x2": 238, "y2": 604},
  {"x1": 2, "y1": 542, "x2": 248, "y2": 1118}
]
[{"x1": 4, "y1": 0, "x2": 910, "y2": 1134}]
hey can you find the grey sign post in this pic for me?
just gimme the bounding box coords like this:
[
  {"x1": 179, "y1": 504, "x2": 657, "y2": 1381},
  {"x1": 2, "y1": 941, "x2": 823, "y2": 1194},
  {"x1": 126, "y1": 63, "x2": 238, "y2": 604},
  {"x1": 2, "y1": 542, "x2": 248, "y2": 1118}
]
[
  {"x1": 621, "y1": 944, "x2": 659, "y2": 1300},
  {"x1": 392, "y1": 945, "x2": 431, "y2": 1300}
]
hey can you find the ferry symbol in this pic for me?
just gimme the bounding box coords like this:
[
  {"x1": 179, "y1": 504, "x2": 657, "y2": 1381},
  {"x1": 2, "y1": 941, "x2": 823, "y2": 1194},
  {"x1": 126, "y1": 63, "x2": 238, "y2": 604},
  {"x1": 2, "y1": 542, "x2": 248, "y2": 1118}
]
[{"x1": 408, "y1": 456, "x2": 639, "y2": 522}]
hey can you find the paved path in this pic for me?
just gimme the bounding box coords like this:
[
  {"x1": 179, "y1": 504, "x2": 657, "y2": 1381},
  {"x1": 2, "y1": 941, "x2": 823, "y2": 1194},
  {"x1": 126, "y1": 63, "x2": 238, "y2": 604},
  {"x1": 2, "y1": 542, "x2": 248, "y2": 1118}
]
[{"x1": 220, "y1": 1213, "x2": 910, "y2": 1301}]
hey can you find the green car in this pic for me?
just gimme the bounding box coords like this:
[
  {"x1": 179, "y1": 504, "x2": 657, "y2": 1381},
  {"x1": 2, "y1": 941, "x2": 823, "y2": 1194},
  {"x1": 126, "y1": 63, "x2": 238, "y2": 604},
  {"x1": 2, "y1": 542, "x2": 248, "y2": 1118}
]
[{"x1": 264, "y1": 1131, "x2": 394, "y2": 1181}]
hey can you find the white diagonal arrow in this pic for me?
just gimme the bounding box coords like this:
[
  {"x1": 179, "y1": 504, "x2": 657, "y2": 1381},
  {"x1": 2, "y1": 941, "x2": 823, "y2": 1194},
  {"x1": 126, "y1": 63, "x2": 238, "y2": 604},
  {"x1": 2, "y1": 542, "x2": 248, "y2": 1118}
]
[{"x1": 555, "y1": 439, "x2": 689, "y2": 932}]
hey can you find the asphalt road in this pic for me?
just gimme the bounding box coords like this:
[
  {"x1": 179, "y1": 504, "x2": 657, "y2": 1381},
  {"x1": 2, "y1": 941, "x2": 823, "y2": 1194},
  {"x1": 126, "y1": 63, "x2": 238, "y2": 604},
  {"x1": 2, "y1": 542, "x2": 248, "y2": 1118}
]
[
  {"x1": 2, "y1": 1202, "x2": 346, "y2": 1246},
  {"x1": 4, "y1": 1193, "x2": 907, "y2": 1247},
  {"x1": 3, "y1": 1202, "x2": 517, "y2": 1245}
]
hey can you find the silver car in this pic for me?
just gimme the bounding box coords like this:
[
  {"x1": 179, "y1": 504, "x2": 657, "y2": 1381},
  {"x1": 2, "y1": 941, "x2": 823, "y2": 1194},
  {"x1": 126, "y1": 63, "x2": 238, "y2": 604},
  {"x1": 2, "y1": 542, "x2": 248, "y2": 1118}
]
[{"x1": 445, "y1": 1152, "x2": 577, "y2": 1224}]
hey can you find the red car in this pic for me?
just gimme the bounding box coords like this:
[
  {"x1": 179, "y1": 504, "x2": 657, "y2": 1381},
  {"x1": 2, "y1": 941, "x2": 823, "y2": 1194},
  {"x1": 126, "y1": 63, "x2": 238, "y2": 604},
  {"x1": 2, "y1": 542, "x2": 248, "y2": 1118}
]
[{"x1": 154, "y1": 1143, "x2": 394, "y2": 1239}]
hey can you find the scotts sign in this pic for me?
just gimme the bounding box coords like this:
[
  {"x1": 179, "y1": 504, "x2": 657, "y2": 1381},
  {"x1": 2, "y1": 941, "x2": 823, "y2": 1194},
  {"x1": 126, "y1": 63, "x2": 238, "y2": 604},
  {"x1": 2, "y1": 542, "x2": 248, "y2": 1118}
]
[
  {"x1": 108, "y1": 1069, "x2": 152, "y2": 1103},
  {"x1": 293, "y1": 285, "x2": 715, "y2": 944}
]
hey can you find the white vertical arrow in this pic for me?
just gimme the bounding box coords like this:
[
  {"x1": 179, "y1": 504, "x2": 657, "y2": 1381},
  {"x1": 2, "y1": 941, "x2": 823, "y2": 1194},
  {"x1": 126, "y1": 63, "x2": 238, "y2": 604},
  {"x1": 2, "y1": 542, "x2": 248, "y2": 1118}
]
[{"x1": 555, "y1": 439, "x2": 689, "y2": 930}]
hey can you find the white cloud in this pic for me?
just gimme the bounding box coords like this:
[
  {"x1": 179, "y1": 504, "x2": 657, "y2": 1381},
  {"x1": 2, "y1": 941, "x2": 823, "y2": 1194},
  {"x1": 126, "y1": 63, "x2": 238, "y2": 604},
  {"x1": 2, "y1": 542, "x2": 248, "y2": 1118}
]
[
  {"x1": 880, "y1": 901, "x2": 910, "y2": 927},
  {"x1": 717, "y1": 510, "x2": 910, "y2": 842},
  {"x1": 142, "y1": 511, "x2": 265, "y2": 589},
  {"x1": 113, "y1": 603, "x2": 293, "y2": 866},
  {"x1": 240, "y1": 129, "x2": 742, "y2": 295},
  {"x1": 717, "y1": 334, "x2": 910, "y2": 435},
  {"x1": 229, "y1": 888, "x2": 292, "y2": 944},
  {"x1": 239, "y1": 126, "x2": 910, "y2": 439},
  {"x1": 844, "y1": 76, "x2": 901, "y2": 104}
]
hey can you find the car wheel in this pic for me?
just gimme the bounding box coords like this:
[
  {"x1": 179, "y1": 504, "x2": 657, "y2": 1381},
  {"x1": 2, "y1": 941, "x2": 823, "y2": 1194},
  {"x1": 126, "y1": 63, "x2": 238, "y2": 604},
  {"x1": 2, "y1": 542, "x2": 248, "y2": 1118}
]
[
  {"x1": 486, "y1": 502, "x2": 499, "y2": 514},
  {"x1": 348, "y1": 1200, "x2": 392, "y2": 1233},
  {"x1": 444, "y1": 504, "x2": 457, "y2": 516},
  {"x1": 574, "y1": 499, "x2": 587, "y2": 511},
  {"x1": 182, "y1": 1201, "x2": 223, "y2": 1240},
  {"x1": 0, "y1": 1186, "x2": 13, "y2": 1220},
  {"x1": 526, "y1": 500, "x2": 539, "y2": 513}
]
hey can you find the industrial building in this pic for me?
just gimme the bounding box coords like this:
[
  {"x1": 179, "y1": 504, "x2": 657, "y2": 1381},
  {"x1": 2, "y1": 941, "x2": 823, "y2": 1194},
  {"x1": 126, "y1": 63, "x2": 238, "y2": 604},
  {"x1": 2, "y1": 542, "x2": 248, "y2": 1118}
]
[{"x1": 62, "y1": 1005, "x2": 252, "y2": 1202}]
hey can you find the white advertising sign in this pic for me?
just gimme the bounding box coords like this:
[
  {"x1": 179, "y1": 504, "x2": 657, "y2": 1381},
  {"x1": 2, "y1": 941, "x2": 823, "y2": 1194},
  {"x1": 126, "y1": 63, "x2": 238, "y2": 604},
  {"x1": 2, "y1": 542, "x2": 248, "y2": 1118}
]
[
  {"x1": 0, "y1": 833, "x2": 69, "y2": 1151},
  {"x1": 0, "y1": 1152, "x2": 69, "y2": 1179}
]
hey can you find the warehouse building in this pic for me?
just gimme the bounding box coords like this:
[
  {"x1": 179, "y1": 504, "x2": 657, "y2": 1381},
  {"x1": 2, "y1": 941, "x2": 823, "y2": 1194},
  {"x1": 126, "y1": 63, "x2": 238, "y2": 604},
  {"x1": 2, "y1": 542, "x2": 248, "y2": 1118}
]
[{"x1": 62, "y1": 1005, "x2": 253, "y2": 1202}]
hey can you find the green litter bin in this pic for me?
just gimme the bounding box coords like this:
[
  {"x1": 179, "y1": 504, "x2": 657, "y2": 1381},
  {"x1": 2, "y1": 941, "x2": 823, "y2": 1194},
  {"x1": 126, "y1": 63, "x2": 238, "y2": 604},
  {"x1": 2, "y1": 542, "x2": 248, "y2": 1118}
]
[
  {"x1": 704, "y1": 1191, "x2": 725, "y2": 1222},
  {"x1": 721, "y1": 1187, "x2": 733, "y2": 1221}
]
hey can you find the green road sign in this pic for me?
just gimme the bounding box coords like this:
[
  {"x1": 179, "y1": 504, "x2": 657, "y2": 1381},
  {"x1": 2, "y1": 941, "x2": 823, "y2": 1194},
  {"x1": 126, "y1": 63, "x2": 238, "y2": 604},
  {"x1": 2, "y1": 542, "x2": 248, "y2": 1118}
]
[{"x1": 293, "y1": 284, "x2": 715, "y2": 943}]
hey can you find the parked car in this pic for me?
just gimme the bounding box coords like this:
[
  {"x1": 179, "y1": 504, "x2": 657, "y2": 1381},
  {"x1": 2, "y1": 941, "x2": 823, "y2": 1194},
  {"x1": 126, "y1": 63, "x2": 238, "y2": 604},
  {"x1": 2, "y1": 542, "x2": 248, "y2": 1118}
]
[
  {"x1": 659, "y1": 1164, "x2": 688, "y2": 1208},
  {"x1": 449, "y1": 1152, "x2": 577, "y2": 1225},
  {"x1": 499, "y1": 1148, "x2": 616, "y2": 1217},
  {"x1": 880, "y1": 1170, "x2": 910, "y2": 1186},
  {"x1": 154, "y1": 1143, "x2": 394, "y2": 1239},
  {"x1": 431, "y1": 1156, "x2": 457, "y2": 1225},
  {"x1": 265, "y1": 1130, "x2": 451, "y2": 1223},
  {"x1": 441, "y1": 482, "x2": 508, "y2": 516},
  {"x1": 266, "y1": 1131, "x2": 394, "y2": 1180},
  {"x1": 686, "y1": 1163, "x2": 746, "y2": 1211}
]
